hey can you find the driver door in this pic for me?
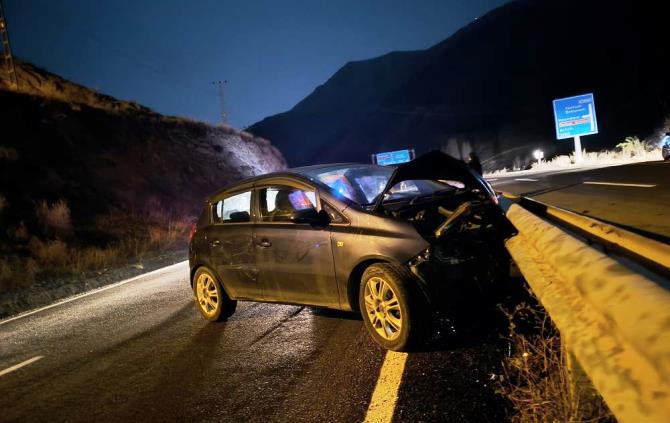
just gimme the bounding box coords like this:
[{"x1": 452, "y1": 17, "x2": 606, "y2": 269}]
[{"x1": 254, "y1": 183, "x2": 339, "y2": 308}]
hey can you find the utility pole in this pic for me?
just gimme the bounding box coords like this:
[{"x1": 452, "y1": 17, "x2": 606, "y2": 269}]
[
  {"x1": 0, "y1": 0, "x2": 18, "y2": 90},
  {"x1": 212, "y1": 80, "x2": 228, "y2": 125}
]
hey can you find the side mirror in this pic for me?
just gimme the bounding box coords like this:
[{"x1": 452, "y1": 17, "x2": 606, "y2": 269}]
[
  {"x1": 291, "y1": 208, "x2": 330, "y2": 227},
  {"x1": 228, "y1": 211, "x2": 250, "y2": 222}
]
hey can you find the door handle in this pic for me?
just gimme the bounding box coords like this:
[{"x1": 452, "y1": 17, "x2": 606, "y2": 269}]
[
  {"x1": 210, "y1": 240, "x2": 221, "y2": 247},
  {"x1": 258, "y1": 239, "x2": 272, "y2": 248}
]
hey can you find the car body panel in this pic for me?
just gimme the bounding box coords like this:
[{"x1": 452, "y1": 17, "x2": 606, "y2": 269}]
[
  {"x1": 204, "y1": 222, "x2": 261, "y2": 299},
  {"x1": 254, "y1": 221, "x2": 339, "y2": 307}
]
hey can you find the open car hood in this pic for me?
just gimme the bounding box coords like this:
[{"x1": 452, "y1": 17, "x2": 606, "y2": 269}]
[{"x1": 372, "y1": 150, "x2": 496, "y2": 212}]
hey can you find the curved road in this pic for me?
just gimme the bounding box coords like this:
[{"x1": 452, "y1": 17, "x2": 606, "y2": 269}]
[
  {"x1": 489, "y1": 160, "x2": 670, "y2": 239},
  {"x1": 0, "y1": 262, "x2": 509, "y2": 422}
]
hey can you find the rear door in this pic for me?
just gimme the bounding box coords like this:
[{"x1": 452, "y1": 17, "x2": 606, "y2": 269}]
[
  {"x1": 206, "y1": 189, "x2": 262, "y2": 300},
  {"x1": 254, "y1": 181, "x2": 339, "y2": 308}
]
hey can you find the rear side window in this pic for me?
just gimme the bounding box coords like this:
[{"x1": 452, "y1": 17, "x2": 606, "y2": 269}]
[{"x1": 212, "y1": 191, "x2": 252, "y2": 223}]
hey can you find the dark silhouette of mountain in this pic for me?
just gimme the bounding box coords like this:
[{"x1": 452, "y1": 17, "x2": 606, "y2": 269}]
[{"x1": 249, "y1": 0, "x2": 670, "y2": 170}]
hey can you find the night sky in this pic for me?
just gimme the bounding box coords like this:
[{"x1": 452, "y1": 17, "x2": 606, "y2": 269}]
[{"x1": 4, "y1": 0, "x2": 507, "y2": 128}]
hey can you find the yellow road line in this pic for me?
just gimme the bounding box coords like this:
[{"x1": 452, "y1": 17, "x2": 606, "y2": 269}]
[
  {"x1": 0, "y1": 356, "x2": 44, "y2": 377},
  {"x1": 364, "y1": 351, "x2": 408, "y2": 423}
]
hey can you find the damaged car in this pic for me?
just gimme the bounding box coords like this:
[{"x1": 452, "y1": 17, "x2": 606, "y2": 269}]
[{"x1": 189, "y1": 151, "x2": 515, "y2": 351}]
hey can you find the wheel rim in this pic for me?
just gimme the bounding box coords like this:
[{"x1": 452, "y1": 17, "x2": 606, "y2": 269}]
[
  {"x1": 363, "y1": 276, "x2": 402, "y2": 341},
  {"x1": 196, "y1": 273, "x2": 220, "y2": 317}
]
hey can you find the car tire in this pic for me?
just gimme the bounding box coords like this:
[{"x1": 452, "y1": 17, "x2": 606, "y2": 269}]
[
  {"x1": 359, "y1": 263, "x2": 429, "y2": 351},
  {"x1": 193, "y1": 267, "x2": 237, "y2": 322}
]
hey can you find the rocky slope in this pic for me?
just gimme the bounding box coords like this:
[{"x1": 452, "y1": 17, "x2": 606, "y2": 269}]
[{"x1": 249, "y1": 0, "x2": 670, "y2": 170}]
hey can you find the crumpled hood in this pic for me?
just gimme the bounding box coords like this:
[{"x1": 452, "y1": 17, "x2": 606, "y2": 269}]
[{"x1": 373, "y1": 150, "x2": 495, "y2": 211}]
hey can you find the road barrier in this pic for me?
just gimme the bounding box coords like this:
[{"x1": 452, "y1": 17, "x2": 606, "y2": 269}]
[{"x1": 501, "y1": 196, "x2": 670, "y2": 423}]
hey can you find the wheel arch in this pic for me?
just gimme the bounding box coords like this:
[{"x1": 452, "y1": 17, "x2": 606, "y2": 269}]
[
  {"x1": 190, "y1": 264, "x2": 233, "y2": 298},
  {"x1": 346, "y1": 256, "x2": 400, "y2": 312}
]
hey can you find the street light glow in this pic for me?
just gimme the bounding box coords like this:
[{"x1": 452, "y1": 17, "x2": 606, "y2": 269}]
[{"x1": 533, "y1": 149, "x2": 544, "y2": 160}]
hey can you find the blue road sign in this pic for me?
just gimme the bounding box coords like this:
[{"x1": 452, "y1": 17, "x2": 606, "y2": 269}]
[
  {"x1": 552, "y1": 93, "x2": 598, "y2": 140},
  {"x1": 374, "y1": 149, "x2": 414, "y2": 166}
]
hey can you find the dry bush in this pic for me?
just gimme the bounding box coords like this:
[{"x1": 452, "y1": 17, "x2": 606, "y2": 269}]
[
  {"x1": 0, "y1": 256, "x2": 41, "y2": 296},
  {"x1": 29, "y1": 238, "x2": 70, "y2": 271},
  {"x1": 96, "y1": 208, "x2": 191, "y2": 264},
  {"x1": 70, "y1": 247, "x2": 120, "y2": 274},
  {"x1": 35, "y1": 199, "x2": 73, "y2": 237},
  {"x1": 616, "y1": 136, "x2": 653, "y2": 158},
  {"x1": 0, "y1": 257, "x2": 12, "y2": 284},
  {"x1": 0, "y1": 146, "x2": 18, "y2": 161},
  {"x1": 497, "y1": 303, "x2": 613, "y2": 423}
]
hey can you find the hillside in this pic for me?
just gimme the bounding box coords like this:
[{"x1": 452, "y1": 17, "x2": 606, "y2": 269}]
[
  {"x1": 0, "y1": 60, "x2": 286, "y2": 220},
  {"x1": 249, "y1": 0, "x2": 670, "y2": 170},
  {"x1": 0, "y1": 61, "x2": 285, "y2": 309}
]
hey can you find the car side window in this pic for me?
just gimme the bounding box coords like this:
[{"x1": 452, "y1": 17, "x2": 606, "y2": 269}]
[
  {"x1": 212, "y1": 191, "x2": 252, "y2": 223},
  {"x1": 260, "y1": 186, "x2": 317, "y2": 222}
]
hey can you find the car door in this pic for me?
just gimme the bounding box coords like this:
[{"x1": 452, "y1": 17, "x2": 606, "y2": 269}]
[
  {"x1": 206, "y1": 189, "x2": 262, "y2": 300},
  {"x1": 254, "y1": 181, "x2": 339, "y2": 308}
]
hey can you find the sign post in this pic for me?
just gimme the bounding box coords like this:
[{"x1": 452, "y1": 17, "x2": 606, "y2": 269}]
[{"x1": 552, "y1": 93, "x2": 598, "y2": 163}]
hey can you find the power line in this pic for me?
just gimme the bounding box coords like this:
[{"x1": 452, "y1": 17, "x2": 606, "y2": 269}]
[{"x1": 0, "y1": 0, "x2": 18, "y2": 89}]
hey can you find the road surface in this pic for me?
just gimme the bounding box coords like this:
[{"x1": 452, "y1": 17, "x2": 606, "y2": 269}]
[
  {"x1": 0, "y1": 262, "x2": 510, "y2": 422},
  {"x1": 488, "y1": 160, "x2": 670, "y2": 239}
]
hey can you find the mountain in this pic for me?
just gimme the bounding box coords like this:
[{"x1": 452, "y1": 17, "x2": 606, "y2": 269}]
[{"x1": 248, "y1": 0, "x2": 670, "y2": 170}]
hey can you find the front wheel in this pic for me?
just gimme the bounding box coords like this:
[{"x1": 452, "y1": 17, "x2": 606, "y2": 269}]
[
  {"x1": 193, "y1": 267, "x2": 237, "y2": 322},
  {"x1": 359, "y1": 263, "x2": 429, "y2": 351}
]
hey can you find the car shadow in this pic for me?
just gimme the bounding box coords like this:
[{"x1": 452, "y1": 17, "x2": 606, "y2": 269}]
[{"x1": 308, "y1": 307, "x2": 362, "y2": 321}]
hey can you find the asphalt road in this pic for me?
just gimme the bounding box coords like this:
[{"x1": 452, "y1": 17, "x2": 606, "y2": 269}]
[
  {"x1": 487, "y1": 160, "x2": 670, "y2": 239},
  {"x1": 0, "y1": 261, "x2": 512, "y2": 423}
]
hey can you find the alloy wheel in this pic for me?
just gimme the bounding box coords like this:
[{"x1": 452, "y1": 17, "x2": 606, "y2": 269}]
[
  {"x1": 363, "y1": 276, "x2": 403, "y2": 341},
  {"x1": 196, "y1": 272, "x2": 220, "y2": 317}
]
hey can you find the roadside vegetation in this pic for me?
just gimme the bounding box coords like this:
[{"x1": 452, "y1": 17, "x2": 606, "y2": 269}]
[
  {"x1": 487, "y1": 136, "x2": 662, "y2": 176},
  {"x1": 0, "y1": 197, "x2": 192, "y2": 298},
  {"x1": 496, "y1": 301, "x2": 614, "y2": 422}
]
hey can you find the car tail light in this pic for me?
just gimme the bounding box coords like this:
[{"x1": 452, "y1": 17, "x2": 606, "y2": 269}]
[{"x1": 188, "y1": 224, "x2": 197, "y2": 243}]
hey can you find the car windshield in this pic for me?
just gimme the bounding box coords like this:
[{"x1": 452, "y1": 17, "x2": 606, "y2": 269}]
[{"x1": 299, "y1": 164, "x2": 451, "y2": 206}]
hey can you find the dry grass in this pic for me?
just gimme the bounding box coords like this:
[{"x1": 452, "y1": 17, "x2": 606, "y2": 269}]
[
  {"x1": 0, "y1": 146, "x2": 18, "y2": 160},
  {"x1": 0, "y1": 204, "x2": 191, "y2": 296},
  {"x1": 486, "y1": 137, "x2": 662, "y2": 176},
  {"x1": 35, "y1": 199, "x2": 73, "y2": 237},
  {"x1": 496, "y1": 303, "x2": 614, "y2": 423}
]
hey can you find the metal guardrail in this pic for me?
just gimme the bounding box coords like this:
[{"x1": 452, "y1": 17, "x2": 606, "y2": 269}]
[{"x1": 500, "y1": 195, "x2": 670, "y2": 423}]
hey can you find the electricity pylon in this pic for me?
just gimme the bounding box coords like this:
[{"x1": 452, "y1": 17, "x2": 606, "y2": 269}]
[
  {"x1": 0, "y1": 0, "x2": 18, "y2": 90},
  {"x1": 213, "y1": 80, "x2": 228, "y2": 125}
]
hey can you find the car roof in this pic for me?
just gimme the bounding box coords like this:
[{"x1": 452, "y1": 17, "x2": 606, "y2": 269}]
[{"x1": 206, "y1": 162, "x2": 381, "y2": 201}]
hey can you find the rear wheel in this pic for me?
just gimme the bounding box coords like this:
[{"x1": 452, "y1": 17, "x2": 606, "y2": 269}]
[
  {"x1": 193, "y1": 267, "x2": 237, "y2": 321},
  {"x1": 359, "y1": 263, "x2": 429, "y2": 351}
]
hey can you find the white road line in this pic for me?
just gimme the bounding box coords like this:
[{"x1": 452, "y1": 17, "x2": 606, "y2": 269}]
[
  {"x1": 583, "y1": 181, "x2": 657, "y2": 188},
  {"x1": 0, "y1": 260, "x2": 189, "y2": 327},
  {"x1": 0, "y1": 356, "x2": 44, "y2": 377},
  {"x1": 485, "y1": 178, "x2": 499, "y2": 182},
  {"x1": 514, "y1": 178, "x2": 539, "y2": 182},
  {"x1": 364, "y1": 351, "x2": 408, "y2": 423}
]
